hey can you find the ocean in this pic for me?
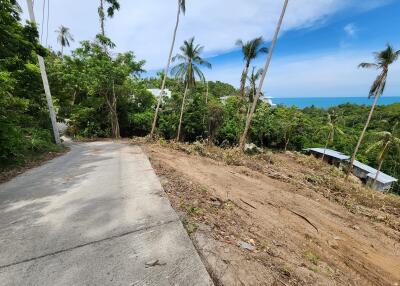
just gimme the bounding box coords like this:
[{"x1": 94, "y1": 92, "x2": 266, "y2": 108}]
[{"x1": 272, "y1": 96, "x2": 400, "y2": 109}]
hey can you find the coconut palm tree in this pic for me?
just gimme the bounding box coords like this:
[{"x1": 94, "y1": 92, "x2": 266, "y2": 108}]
[
  {"x1": 239, "y1": 0, "x2": 289, "y2": 150},
  {"x1": 55, "y1": 25, "x2": 74, "y2": 56},
  {"x1": 98, "y1": 0, "x2": 120, "y2": 36},
  {"x1": 236, "y1": 37, "x2": 268, "y2": 99},
  {"x1": 170, "y1": 37, "x2": 211, "y2": 140},
  {"x1": 247, "y1": 67, "x2": 263, "y2": 103},
  {"x1": 150, "y1": 0, "x2": 186, "y2": 138},
  {"x1": 346, "y1": 44, "x2": 400, "y2": 179},
  {"x1": 318, "y1": 112, "x2": 344, "y2": 161},
  {"x1": 366, "y1": 122, "x2": 400, "y2": 188}
]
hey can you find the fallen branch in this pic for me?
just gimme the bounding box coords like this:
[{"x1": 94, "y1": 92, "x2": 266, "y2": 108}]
[
  {"x1": 240, "y1": 198, "x2": 257, "y2": 209},
  {"x1": 288, "y1": 209, "x2": 319, "y2": 232}
]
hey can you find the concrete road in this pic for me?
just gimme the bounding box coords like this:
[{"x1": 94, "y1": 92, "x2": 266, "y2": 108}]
[{"x1": 0, "y1": 141, "x2": 213, "y2": 286}]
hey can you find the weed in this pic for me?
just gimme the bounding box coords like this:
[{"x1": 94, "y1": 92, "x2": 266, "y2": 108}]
[
  {"x1": 181, "y1": 218, "x2": 198, "y2": 234},
  {"x1": 303, "y1": 250, "x2": 320, "y2": 265}
]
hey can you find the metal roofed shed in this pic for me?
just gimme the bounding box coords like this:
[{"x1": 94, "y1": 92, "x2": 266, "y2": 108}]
[
  {"x1": 352, "y1": 160, "x2": 397, "y2": 192},
  {"x1": 304, "y1": 148, "x2": 349, "y2": 168}
]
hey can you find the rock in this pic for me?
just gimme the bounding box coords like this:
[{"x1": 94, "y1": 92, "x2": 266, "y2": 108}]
[
  {"x1": 238, "y1": 240, "x2": 255, "y2": 251},
  {"x1": 244, "y1": 143, "x2": 262, "y2": 154}
]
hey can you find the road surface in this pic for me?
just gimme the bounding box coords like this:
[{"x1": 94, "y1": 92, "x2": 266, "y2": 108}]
[{"x1": 0, "y1": 141, "x2": 213, "y2": 286}]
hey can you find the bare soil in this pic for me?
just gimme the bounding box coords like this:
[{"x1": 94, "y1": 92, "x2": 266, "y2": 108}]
[{"x1": 140, "y1": 140, "x2": 400, "y2": 286}]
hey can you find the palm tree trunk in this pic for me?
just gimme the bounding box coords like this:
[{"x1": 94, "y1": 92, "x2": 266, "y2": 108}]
[
  {"x1": 322, "y1": 137, "x2": 329, "y2": 161},
  {"x1": 372, "y1": 158, "x2": 384, "y2": 188},
  {"x1": 61, "y1": 45, "x2": 64, "y2": 57},
  {"x1": 239, "y1": 0, "x2": 289, "y2": 150},
  {"x1": 99, "y1": 0, "x2": 105, "y2": 36},
  {"x1": 345, "y1": 93, "x2": 381, "y2": 180},
  {"x1": 239, "y1": 60, "x2": 250, "y2": 99},
  {"x1": 176, "y1": 82, "x2": 189, "y2": 141},
  {"x1": 202, "y1": 81, "x2": 209, "y2": 132},
  {"x1": 150, "y1": 0, "x2": 181, "y2": 138}
]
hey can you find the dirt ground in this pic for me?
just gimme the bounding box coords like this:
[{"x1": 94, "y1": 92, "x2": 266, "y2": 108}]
[{"x1": 141, "y1": 140, "x2": 400, "y2": 286}]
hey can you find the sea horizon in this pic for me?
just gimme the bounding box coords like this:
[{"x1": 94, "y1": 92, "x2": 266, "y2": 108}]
[{"x1": 272, "y1": 96, "x2": 400, "y2": 109}]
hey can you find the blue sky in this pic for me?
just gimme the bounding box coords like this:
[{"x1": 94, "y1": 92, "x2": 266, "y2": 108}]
[{"x1": 18, "y1": 0, "x2": 400, "y2": 98}]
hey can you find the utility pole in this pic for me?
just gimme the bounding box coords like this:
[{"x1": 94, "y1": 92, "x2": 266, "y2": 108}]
[{"x1": 26, "y1": 0, "x2": 61, "y2": 144}]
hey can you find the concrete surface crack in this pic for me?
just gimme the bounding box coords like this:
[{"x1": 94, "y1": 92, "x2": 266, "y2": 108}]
[{"x1": 0, "y1": 218, "x2": 178, "y2": 270}]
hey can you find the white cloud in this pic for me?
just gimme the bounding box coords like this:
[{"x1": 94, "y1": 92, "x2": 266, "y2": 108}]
[
  {"x1": 344, "y1": 23, "x2": 357, "y2": 37},
  {"x1": 17, "y1": 0, "x2": 388, "y2": 70},
  {"x1": 205, "y1": 49, "x2": 400, "y2": 98}
]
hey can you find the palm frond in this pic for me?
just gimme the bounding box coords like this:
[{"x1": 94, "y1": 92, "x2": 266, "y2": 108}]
[
  {"x1": 179, "y1": 0, "x2": 186, "y2": 14},
  {"x1": 358, "y1": 62, "x2": 378, "y2": 69}
]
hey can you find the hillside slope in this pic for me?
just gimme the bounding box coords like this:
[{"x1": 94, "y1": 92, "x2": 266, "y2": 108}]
[{"x1": 141, "y1": 141, "x2": 400, "y2": 286}]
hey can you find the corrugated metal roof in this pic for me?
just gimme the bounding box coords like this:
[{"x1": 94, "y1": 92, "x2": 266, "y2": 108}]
[
  {"x1": 367, "y1": 172, "x2": 397, "y2": 184},
  {"x1": 352, "y1": 160, "x2": 378, "y2": 174},
  {"x1": 304, "y1": 148, "x2": 398, "y2": 185},
  {"x1": 304, "y1": 148, "x2": 350, "y2": 160},
  {"x1": 352, "y1": 160, "x2": 397, "y2": 184}
]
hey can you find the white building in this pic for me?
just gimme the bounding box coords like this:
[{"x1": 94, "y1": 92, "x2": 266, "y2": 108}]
[
  {"x1": 260, "y1": 95, "x2": 277, "y2": 107},
  {"x1": 147, "y1": 88, "x2": 172, "y2": 99}
]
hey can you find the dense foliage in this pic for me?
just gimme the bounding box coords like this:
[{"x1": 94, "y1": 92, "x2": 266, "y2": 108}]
[{"x1": 0, "y1": 0, "x2": 60, "y2": 167}]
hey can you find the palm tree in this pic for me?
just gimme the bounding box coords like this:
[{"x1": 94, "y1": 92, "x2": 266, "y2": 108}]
[
  {"x1": 236, "y1": 37, "x2": 268, "y2": 99},
  {"x1": 98, "y1": 0, "x2": 120, "y2": 36},
  {"x1": 239, "y1": 0, "x2": 289, "y2": 150},
  {"x1": 366, "y1": 122, "x2": 400, "y2": 188},
  {"x1": 318, "y1": 112, "x2": 344, "y2": 161},
  {"x1": 150, "y1": 0, "x2": 186, "y2": 138},
  {"x1": 55, "y1": 25, "x2": 74, "y2": 56},
  {"x1": 170, "y1": 37, "x2": 211, "y2": 140},
  {"x1": 345, "y1": 44, "x2": 400, "y2": 179},
  {"x1": 247, "y1": 67, "x2": 263, "y2": 103}
]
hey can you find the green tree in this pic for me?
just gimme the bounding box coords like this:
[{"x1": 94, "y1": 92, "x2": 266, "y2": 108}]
[
  {"x1": 55, "y1": 25, "x2": 74, "y2": 56},
  {"x1": 236, "y1": 37, "x2": 268, "y2": 99},
  {"x1": 150, "y1": 0, "x2": 186, "y2": 137},
  {"x1": 247, "y1": 67, "x2": 263, "y2": 104},
  {"x1": 98, "y1": 0, "x2": 120, "y2": 36},
  {"x1": 239, "y1": 0, "x2": 289, "y2": 150},
  {"x1": 318, "y1": 112, "x2": 344, "y2": 161},
  {"x1": 366, "y1": 122, "x2": 400, "y2": 187},
  {"x1": 346, "y1": 44, "x2": 400, "y2": 179},
  {"x1": 65, "y1": 37, "x2": 144, "y2": 138},
  {"x1": 170, "y1": 37, "x2": 211, "y2": 140}
]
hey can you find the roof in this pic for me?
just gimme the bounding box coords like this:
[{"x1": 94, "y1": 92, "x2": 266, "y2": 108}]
[
  {"x1": 353, "y1": 160, "x2": 398, "y2": 184},
  {"x1": 304, "y1": 148, "x2": 350, "y2": 160}
]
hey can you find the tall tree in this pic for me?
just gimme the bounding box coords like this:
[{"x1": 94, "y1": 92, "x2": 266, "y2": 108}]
[
  {"x1": 346, "y1": 44, "x2": 400, "y2": 179},
  {"x1": 236, "y1": 37, "x2": 268, "y2": 99},
  {"x1": 247, "y1": 66, "x2": 263, "y2": 104},
  {"x1": 366, "y1": 122, "x2": 400, "y2": 188},
  {"x1": 150, "y1": 0, "x2": 186, "y2": 138},
  {"x1": 239, "y1": 0, "x2": 289, "y2": 150},
  {"x1": 55, "y1": 25, "x2": 74, "y2": 56},
  {"x1": 170, "y1": 37, "x2": 211, "y2": 140},
  {"x1": 98, "y1": 0, "x2": 120, "y2": 36},
  {"x1": 318, "y1": 112, "x2": 344, "y2": 161}
]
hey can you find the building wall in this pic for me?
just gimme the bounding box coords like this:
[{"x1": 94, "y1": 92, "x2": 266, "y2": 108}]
[{"x1": 366, "y1": 178, "x2": 392, "y2": 192}]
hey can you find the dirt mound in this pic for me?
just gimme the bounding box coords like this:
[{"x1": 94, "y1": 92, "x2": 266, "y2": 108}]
[{"x1": 142, "y1": 141, "x2": 400, "y2": 286}]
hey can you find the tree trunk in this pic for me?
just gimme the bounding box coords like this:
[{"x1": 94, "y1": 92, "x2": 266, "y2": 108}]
[
  {"x1": 345, "y1": 93, "x2": 381, "y2": 180},
  {"x1": 322, "y1": 137, "x2": 329, "y2": 161},
  {"x1": 239, "y1": 60, "x2": 250, "y2": 99},
  {"x1": 150, "y1": 0, "x2": 181, "y2": 138},
  {"x1": 239, "y1": 0, "x2": 289, "y2": 151},
  {"x1": 176, "y1": 82, "x2": 189, "y2": 141},
  {"x1": 61, "y1": 45, "x2": 63, "y2": 57},
  {"x1": 372, "y1": 158, "x2": 384, "y2": 189},
  {"x1": 99, "y1": 0, "x2": 105, "y2": 36},
  {"x1": 284, "y1": 134, "x2": 290, "y2": 152}
]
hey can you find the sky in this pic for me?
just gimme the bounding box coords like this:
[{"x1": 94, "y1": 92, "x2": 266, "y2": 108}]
[{"x1": 18, "y1": 0, "x2": 400, "y2": 98}]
